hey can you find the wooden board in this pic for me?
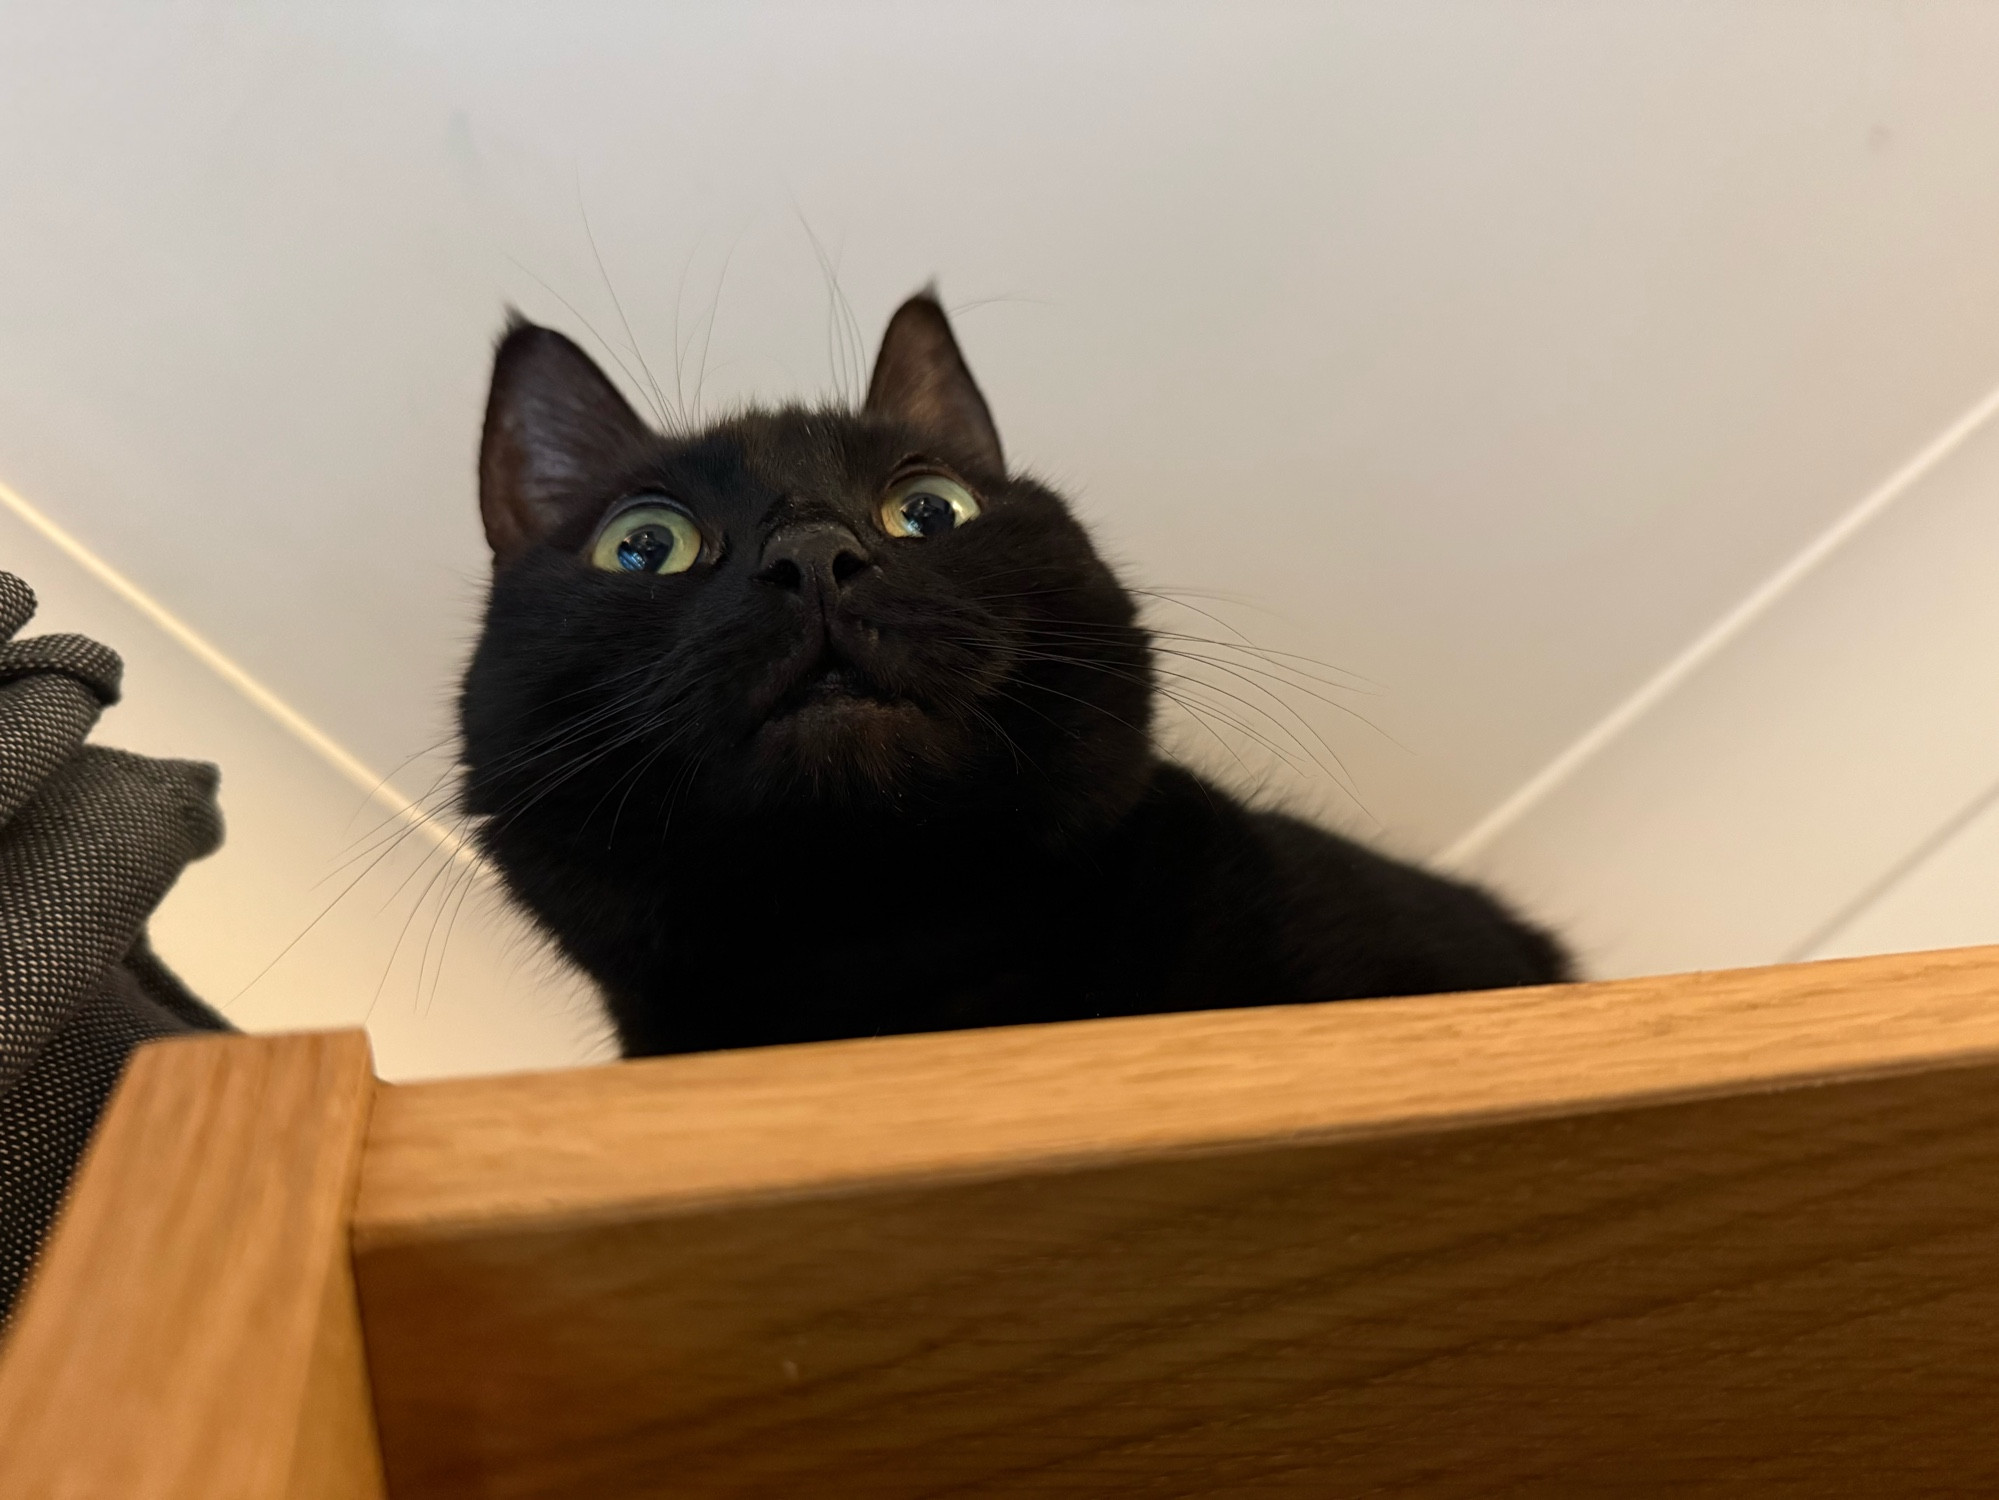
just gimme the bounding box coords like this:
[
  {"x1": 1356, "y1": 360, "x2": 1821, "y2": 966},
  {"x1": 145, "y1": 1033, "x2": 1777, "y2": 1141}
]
[
  {"x1": 0, "y1": 1030, "x2": 385, "y2": 1500},
  {"x1": 351, "y1": 944, "x2": 1999, "y2": 1497}
]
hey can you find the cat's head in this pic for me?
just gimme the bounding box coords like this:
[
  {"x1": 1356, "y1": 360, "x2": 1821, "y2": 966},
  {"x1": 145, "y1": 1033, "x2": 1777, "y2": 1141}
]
[{"x1": 460, "y1": 293, "x2": 1154, "y2": 855}]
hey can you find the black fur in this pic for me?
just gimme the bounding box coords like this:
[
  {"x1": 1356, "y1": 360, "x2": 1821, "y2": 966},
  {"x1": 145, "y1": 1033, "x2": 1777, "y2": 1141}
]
[{"x1": 460, "y1": 295, "x2": 1569, "y2": 1056}]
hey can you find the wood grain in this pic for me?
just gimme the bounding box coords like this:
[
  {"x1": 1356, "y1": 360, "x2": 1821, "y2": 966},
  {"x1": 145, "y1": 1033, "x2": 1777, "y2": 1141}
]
[
  {"x1": 0, "y1": 1031, "x2": 385, "y2": 1500},
  {"x1": 358, "y1": 944, "x2": 1999, "y2": 1237},
  {"x1": 352, "y1": 945, "x2": 1999, "y2": 1497}
]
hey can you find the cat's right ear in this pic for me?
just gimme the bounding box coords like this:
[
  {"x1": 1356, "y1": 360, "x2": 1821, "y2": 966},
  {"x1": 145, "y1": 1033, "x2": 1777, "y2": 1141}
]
[
  {"x1": 865, "y1": 292, "x2": 1004, "y2": 475},
  {"x1": 479, "y1": 318, "x2": 654, "y2": 563}
]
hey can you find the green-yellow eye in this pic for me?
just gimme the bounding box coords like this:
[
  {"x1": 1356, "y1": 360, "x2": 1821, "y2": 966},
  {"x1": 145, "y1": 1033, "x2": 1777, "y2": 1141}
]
[
  {"x1": 878, "y1": 473, "x2": 981, "y2": 539},
  {"x1": 590, "y1": 502, "x2": 702, "y2": 575}
]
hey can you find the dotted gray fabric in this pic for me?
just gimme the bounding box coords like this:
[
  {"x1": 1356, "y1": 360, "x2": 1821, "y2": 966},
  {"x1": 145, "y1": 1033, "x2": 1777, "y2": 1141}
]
[{"x1": 0, "y1": 571, "x2": 229, "y2": 1322}]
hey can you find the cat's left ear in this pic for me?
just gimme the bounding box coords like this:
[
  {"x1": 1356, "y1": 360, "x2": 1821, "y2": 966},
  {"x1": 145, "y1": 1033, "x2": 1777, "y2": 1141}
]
[
  {"x1": 479, "y1": 317, "x2": 654, "y2": 563},
  {"x1": 864, "y1": 291, "x2": 1004, "y2": 475}
]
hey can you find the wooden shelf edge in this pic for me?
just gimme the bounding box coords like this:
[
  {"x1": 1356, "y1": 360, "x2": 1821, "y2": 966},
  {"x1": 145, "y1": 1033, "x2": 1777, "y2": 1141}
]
[
  {"x1": 355, "y1": 943, "x2": 1999, "y2": 1248},
  {"x1": 0, "y1": 1031, "x2": 385, "y2": 1500}
]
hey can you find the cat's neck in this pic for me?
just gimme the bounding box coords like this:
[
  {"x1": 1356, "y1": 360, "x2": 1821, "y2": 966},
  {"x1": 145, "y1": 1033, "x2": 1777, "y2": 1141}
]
[{"x1": 502, "y1": 751, "x2": 1177, "y2": 902}]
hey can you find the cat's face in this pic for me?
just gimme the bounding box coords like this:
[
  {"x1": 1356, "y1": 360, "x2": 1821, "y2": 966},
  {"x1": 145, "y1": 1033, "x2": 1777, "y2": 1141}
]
[{"x1": 461, "y1": 295, "x2": 1154, "y2": 854}]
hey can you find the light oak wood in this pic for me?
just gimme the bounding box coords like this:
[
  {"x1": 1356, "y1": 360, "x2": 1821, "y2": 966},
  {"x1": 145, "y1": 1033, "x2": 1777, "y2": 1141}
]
[
  {"x1": 349, "y1": 944, "x2": 1999, "y2": 1497},
  {"x1": 8, "y1": 948, "x2": 1999, "y2": 1496},
  {"x1": 0, "y1": 1031, "x2": 385, "y2": 1500},
  {"x1": 357, "y1": 943, "x2": 1999, "y2": 1236}
]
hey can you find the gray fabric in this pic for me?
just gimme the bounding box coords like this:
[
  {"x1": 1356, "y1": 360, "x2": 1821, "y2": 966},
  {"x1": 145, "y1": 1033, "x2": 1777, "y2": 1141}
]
[{"x1": 0, "y1": 571, "x2": 228, "y2": 1321}]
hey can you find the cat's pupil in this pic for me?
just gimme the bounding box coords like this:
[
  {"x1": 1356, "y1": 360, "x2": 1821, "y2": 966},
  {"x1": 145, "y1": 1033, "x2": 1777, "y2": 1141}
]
[
  {"x1": 902, "y1": 492, "x2": 956, "y2": 537},
  {"x1": 616, "y1": 526, "x2": 675, "y2": 572}
]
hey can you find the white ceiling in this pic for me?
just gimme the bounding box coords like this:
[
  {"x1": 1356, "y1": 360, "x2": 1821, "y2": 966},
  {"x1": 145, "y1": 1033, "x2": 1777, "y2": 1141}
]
[{"x1": 6, "y1": 1, "x2": 1999, "y2": 863}]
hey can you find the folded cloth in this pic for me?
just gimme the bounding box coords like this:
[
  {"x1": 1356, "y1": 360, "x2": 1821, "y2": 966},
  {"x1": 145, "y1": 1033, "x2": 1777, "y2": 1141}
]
[{"x1": 0, "y1": 570, "x2": 229, "y2": 1322}]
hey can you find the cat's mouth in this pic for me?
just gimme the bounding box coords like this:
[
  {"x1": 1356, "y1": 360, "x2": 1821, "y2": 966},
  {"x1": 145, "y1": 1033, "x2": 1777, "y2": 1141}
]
[
  {"x1": 754, "y1": 658, "x2": 923, "y2": 772},
  {"x1": 748, "y1": 627, "x2": 933, "y2": 769},
  {"x1": 766, "y1": 651, "x2": 905, "y2": 723}
]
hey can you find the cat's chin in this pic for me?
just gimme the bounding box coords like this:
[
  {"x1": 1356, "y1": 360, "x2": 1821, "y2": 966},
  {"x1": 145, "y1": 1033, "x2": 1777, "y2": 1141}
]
[{"x1": 752, "y1": 692, "x2": 930, "y2": 765}]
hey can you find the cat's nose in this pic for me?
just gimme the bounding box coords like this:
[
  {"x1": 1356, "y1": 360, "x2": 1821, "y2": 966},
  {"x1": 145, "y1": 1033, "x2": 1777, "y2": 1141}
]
[{"x1": 757, "y1": 525, "x2": 872, "y2": 597}]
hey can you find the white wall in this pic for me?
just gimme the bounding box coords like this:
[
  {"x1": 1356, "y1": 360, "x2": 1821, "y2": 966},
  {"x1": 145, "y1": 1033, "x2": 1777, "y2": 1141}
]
[
  {"x1": 5, "y1": 3, "x2": 1999, "y2": 1073},
  {"x1": 1445, "y1": 386, "x2": 1999, "y2": 977}
]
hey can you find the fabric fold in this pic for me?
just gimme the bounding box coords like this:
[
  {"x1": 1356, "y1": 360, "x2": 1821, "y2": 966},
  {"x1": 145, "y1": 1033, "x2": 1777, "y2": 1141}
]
[{"x1": 0, "y1": 571, "x2": 230, "y2": 1320}]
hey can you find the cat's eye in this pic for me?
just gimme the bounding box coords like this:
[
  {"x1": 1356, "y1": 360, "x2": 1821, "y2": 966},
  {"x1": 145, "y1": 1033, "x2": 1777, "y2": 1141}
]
[
  {"x1": 590, "y1": 501, "x2": 703, "y2": 575},
  {"x1": 878, "y1": 472, "x2": 980, "y2": 539}
]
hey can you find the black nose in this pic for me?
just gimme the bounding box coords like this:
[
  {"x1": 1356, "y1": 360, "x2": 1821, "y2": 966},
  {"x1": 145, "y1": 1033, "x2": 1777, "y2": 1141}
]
[{"x1": 757, "y1": 525, "x2": 871, "y2": 596}]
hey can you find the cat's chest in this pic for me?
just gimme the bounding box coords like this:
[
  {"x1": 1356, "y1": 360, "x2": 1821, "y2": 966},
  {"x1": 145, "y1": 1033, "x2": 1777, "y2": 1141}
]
[{"x1": 653, "y1": 862, "x2": 1112, "y2": 998}]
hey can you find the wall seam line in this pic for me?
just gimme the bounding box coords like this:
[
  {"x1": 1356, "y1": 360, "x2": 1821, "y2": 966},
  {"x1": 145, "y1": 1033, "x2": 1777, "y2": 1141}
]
[
  {"x1": 0, "y1": 476, "x2": 471, "y2": 865},
  {"x1": 1440, "y1": 376, "x2": 1999, "y2": 869}
]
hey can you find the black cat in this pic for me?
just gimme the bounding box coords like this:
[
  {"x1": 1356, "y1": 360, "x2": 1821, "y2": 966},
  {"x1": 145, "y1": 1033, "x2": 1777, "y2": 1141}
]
[{"x1": 460, "y1": 293, "x2": 1569, "y2": 1056}]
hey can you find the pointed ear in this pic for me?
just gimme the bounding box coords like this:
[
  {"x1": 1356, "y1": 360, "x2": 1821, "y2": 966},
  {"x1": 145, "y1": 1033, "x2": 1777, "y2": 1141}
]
[
  {"x1": 864, "y1": 292, "x2": 1004, "y2": 474},
  {"x1": 478, "y1": 318, "x2": 654, "y2": 562}
]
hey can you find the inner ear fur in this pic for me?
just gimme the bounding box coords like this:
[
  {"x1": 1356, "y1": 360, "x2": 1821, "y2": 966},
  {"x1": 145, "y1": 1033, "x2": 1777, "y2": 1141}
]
[
  {"x1": 864, "y1": 292, "x2": 1004, "y2": 475},
  {"x1": 479, "y1": 318, "x2": 654, "y2": 562}
]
